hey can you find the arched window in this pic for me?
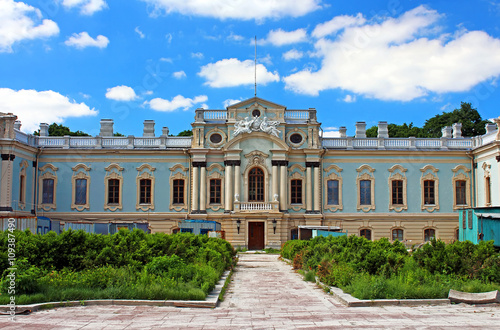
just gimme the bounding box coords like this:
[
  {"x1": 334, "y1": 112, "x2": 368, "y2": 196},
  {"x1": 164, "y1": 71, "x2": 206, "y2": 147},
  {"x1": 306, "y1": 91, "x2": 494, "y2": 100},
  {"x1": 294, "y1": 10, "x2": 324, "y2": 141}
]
[
  {"x1": 360, "y1": 229, "x2": 372, "y2": 240},
  {"x1": 248, "y1": 167, "x2": 264, "y2": 202},
  {"x1": 424, "y1": 228, "x2": 435, "y2": 242}
]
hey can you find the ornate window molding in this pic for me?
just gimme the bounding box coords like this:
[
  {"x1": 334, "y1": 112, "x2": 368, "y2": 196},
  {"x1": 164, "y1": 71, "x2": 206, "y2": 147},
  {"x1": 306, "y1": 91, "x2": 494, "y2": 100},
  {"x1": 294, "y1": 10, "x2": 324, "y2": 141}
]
[
  {"x1": 423, "y1": 227, "x2": 436, "y2": 242},
  {"x1": 71, "y1": 163, "x2": 91, "y2": 211},
  {"x1": 206, "y1": 163, "x2": 225, "y2": 211},
  {"x1": 356, "y1": 164, "x2": 375, "y2": 212},
  {"x1": 38, "y1": 164, "x2": 58, "y2": 211},
  {"x1": 169, "y1": 163, "x2": 188, "y2": 211},
  {"x1": 360, "y1": 228, "x2": 372, "y2": 240},
  {"x1": 104, "y1": 163, "x2": 124, "y2": 211},
  {"x1": 482, "y1": 162, "x2": 492, "y2": 206},
  {"x1": 18, "y1": 160, "x2": 29, "y2": 210},
  {"x1": 391, "y1": 228, "x2": 404, "y2": 242},
  {"x1": 136, "y1": 164, "x2": 155, "y2": 211},
  {"x1": 288, "y1": 164, "x2": 305, "y2": 211},
  {"x1": 420, "y1": 165, "x2": 439, "y2": 212},
  {"x1": 205, "y1": 127, "x2": 227, "y2": 148},
  {"x1": 324, "y1": 164, "x2": 343, "y2": 212},
  {"x1": 286, "y1": 128, "x2": 307, "y2": 149},
  {"x1": 388, "y1": 164, "x2": 408, "y2": 213},
  {"x1": 243, "y1": 151, "x2": 269, "y2": 202},
  {"x1": 452, "y1": 165, "x2": 471, "y2": 210}
]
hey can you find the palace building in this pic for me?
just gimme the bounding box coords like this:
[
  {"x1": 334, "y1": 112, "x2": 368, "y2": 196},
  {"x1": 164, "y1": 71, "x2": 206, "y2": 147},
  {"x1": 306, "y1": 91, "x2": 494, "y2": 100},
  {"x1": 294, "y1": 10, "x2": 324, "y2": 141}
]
[{"x1": 1, "y1": 97, "x2": 499, "y2": 249}]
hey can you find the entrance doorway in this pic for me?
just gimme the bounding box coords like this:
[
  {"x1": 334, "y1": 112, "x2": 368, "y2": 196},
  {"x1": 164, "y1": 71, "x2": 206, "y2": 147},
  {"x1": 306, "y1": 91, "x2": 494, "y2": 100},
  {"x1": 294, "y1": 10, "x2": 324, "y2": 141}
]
[{"x1": 248, "y1": 222, "x2": 265, "y2": 250}]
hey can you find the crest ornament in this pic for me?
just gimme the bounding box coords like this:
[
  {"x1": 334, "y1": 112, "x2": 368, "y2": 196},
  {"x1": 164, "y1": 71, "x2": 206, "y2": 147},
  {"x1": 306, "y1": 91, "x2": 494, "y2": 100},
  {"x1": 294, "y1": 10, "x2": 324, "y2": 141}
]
[{"x1": 234, "y1": 115, "x2": 280, "y2": 138}]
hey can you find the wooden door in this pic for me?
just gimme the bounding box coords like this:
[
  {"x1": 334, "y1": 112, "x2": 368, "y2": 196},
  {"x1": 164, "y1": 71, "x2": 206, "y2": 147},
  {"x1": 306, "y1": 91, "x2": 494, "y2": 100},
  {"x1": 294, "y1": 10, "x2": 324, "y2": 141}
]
[{"x1": 248, "y1": 222, "x2": 265, "y2": 250}]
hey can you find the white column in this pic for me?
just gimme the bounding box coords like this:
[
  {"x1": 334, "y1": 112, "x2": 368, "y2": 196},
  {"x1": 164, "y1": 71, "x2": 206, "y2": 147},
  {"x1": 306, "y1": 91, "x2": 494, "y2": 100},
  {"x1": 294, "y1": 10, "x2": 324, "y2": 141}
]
[
  {"x1": 306, "y1": 166, "x2": 312, "y2": 212},
  {"x1": 0, "y1": 156, "x2": 13, "y2": 208},
  {"x1": 272, "y1": 164, "x2": 278, "y2": 201},
  {"x1": 199, "y1": 166, "x2": 206, "y2": 212},
  {"x1": 234, "y1": 164, "x2": 241, "y2": 202},
  {"x1": 313, "y1": 165, "x2": 320, "y2": 211},
  {"x1": 225, "y1": 164, "x2": 233, "y2": 211},
  {"x1": 280, "y1": 163, "x2": 287, "y2": 211},
  {"x1": 192, "y1": 166, "x2": 199, "y2": 211}
]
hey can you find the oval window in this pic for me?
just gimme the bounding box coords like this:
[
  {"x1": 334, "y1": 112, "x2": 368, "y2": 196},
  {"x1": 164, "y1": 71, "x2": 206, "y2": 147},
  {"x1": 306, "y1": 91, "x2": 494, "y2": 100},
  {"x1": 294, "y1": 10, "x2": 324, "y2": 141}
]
[
  {"x1": 210, "y1": 133, "x2": 222, "y2": 144},
  {"x1": 290, "y1": 133, "x2": 303, "y2": 144},
  {"x1": 252, "y1": 109, "x2": 261, "y2": 117}
]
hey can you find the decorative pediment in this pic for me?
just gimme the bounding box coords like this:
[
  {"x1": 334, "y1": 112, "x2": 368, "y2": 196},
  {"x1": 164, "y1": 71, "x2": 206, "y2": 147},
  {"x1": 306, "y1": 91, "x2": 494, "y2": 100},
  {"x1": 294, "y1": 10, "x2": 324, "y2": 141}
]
[
  {"x1": 137, "y1": 164, "x2": 156, "y2": 172},
  {"x1": 357, "y1": 164, "x2": 375, "y2": 173},
  {"x1": 39, "y1": 164, "x2": 58, "y2": 172},
  {"x1": 170, "y1": 163, "x2": 188, "y2": 172},
  {"x1": 389, "y1": 164, "x2": 407, "y2": 173},
  {"x1": 105, "y1": 163, "x2": 124, "y2": 172},
  {"x1": 72, "y1": 163, "x2": 91, "y2": 172},
  {"x1": 421, "y1": 164, "x2": 438, "y2": 173},
  {"x1": 324, "y1": 164, "x2": 343, "y2": 173}
]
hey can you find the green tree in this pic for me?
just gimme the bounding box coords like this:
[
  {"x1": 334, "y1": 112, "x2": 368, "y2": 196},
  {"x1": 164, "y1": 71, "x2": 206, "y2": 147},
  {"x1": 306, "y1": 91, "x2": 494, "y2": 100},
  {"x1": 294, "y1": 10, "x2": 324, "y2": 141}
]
[
  {"x1": 421, "y1": 102, "x2": 488, "y2": 137},
  {"x1": 33, "y1": 123, "x2": 90, "y2": 136},
  {"x1": 177, "y1": 130, "x2": 193, "y2": 136}
]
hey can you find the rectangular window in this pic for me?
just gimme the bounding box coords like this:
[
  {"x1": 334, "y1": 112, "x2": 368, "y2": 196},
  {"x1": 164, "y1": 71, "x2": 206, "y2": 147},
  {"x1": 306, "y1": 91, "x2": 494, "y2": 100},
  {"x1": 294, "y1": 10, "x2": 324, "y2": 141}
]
[
  {"x1": 75, "y1": 179, "x2": 87, "y2": 205},
  {"x1": 108, "y1": 179, "x2": 120, "y2": 204},
  {"x1": 173, "y1": 179, "x2": 184, "y2": 204},
  {"x1": 19, "y1": 175, "x2": 25, "y2": 203},
  {"x1": 391, "y1": 180, "x2": 403, "y2": 205},
  {"x1": 42, "y1": 178, "x2": 54, "y2": 204},
  {"x1": 392, "y1": 229, "x2": 404, "y2": 241},
  {"x1": 140, "y1": 179, "x2": 151, "y2": 204},
  {"x1": 210, "y1": 179, "x2": 221, "y2": 204},
  {"x1": 485, "y1": 177, "x2": 491, "y2": 205},
  {"x1": 424, "y1": 180, "x2": 435, "y2": 205},
  {"x1": 455, "y1": 180, "x2": 467, "y2": 205},
  {"x1": 360, "y1": 180, "x2": 371, "y2": 205},
  {"x1": 290, "y1": 179, "x2": 302, "y2": 204},
  {"x1": 327, "y1": 180, "x2": 339, "y2": 205},
  {"x1": 424, "y1": 229, "x2": 435, "y2": 242}
]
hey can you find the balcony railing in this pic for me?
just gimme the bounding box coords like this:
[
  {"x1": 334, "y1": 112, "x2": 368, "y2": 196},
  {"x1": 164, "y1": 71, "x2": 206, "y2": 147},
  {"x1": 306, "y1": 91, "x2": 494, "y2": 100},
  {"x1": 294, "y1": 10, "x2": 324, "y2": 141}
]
[
  {"x1": 322, "y1": 137, "x2": 477, "y2": 150},
  {"x1": 234, "y1": 201, "x2": 280, "y2": 213}
]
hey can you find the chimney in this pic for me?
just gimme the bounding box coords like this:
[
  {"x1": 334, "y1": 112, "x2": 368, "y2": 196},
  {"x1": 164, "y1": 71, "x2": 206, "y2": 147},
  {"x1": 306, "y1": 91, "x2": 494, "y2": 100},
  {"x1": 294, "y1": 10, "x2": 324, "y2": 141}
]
[
  {"x1": 99, "y1": 119, "x2": 114, "y2": 137},
  {"x1": 377, "y1": 121, "x2": 388, "y2": 138},
  {"x1": 143, "y1": 120, "x2": 155, "y2": 137},
  {"x1": 14, "y1": 120, "x2": 21, "y2": 131},
  {"x1": 486, "y1": 123, "x2": 497, "y2": 134},
  {"x1": 441, "y1": 126, "x2": 452, "y2": 138},
  {"x1": 355, "y1": 122, "x2": 366, "y2": 138},
  {"x1": 39, "y1": 123, "x2": 49, "y2": 137},
  {"x1": 339, "y1": 126, "x2": 347, "y2": 138},
  {"x1": 452, "y1": 123, "x2": 462, "y2": 138}
]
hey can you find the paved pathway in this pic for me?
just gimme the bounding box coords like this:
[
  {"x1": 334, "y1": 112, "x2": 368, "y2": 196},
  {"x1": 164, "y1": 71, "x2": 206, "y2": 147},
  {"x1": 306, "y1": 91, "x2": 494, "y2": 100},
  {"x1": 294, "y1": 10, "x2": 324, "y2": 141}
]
[{"x1": 1, "y1": 253, "x2": 500, "y2": 329}]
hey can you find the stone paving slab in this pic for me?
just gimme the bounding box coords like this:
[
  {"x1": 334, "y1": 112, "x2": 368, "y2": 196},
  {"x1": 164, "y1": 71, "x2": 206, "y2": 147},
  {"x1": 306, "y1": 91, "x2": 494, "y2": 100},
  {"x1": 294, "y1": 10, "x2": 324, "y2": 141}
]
[{"x1": 1, "y1": 254, "x2": 499, "y2": 329}]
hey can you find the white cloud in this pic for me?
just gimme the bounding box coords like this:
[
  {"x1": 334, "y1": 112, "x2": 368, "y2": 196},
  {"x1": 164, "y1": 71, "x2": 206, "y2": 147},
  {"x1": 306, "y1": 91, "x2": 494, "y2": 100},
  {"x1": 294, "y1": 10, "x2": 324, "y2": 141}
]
[
  {"x1": 65, "y1": 32, "x2": 109, "y2": 49},
  {"x1": 135, "y1": 26, "x2": 145, "y2": 38},
  {"x1": 312, "y1": 13, "x2": 366, "y2": 38},
  {"x1": 284, "y1": 6, "x2": 500, "y2": 101},
  {"x1": 172, "y1": 71, "x2": 186, "y2": 79},
  {"x1": 141, "y1": 0, "x2": 321, "y2": 20},
  {"x1": 199, "y1": 58, "x2": 280, "y2": 88},
  {"x1": 62, "y1": 0, "x2": 107, "y2": 16},
  {"x1": 261, "y1": 28, "x2": 308, "y2": 46},
  {"x1": 322, "y1": 130, "x2": 341, "y2": 138},
  {"x1": 191, "y1": 52, "x2": 204, "y2": 59},
  {"x1": 146, "y1": 95, "x2": 208, "y2": 112},
  {"x1": 228, "y1": 33, "x2": 244, "y2": 42},
  {"x1": 440, "y1": 102, "x2": 452, "y2": 111},
  {"x1": 223, "y1": 99, "x2": 243, "y2": 108},
  {"x1": 165, "y1": 33, "x2": 173, "y2": 43},
  {"x1": 342, "y1": 95, "x2": 356, "y2": 103},
  {"x1": 160, "y1": 57, "x2": 173, "y2": 63},
  {"x1": 283, "y1": 49, "x2": 304, "y2": 61},
  {"x1": 0, "y1": 88, "x2": 97, "y2": 133},
  {"x1": 105, "y1": 86, "x2": 137, "y2": 101},
  {"x1": 0, "y1": 0, "x2": 59, "y2": 53}
]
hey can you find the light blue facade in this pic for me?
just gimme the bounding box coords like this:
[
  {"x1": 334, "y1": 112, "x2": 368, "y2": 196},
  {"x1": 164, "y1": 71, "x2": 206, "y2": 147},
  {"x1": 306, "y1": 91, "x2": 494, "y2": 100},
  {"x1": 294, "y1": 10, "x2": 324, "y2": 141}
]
[{"x1": 1, "y1": 98, "x2": 499, "y2": 248}]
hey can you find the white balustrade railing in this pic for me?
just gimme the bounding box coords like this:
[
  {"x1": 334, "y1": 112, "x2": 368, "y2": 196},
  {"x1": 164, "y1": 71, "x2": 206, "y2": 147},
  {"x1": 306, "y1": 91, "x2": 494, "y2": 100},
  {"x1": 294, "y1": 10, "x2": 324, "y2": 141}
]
[
  {"x1": 415, "y1": 139, "x2": 441, "y2": 148},
  {"x1": 384, "y1": 139, "x2": 410, "y2": 148},
  {"x1": 15, "y1": 130, "x2": 30, "y2": 145},
  {"x1": 240, "y1": 202, "x2": 273, "y2": 211},
  {"x1": 322, "y1": 138, "x2": 347, "y2": 148},
  {"x1": 70, "y1": 138, "x2": 97, "y2": 147},
  {"x1": 102, "y1": 138, "x2": 128, "y2": 147},
  {"x1": 353, "y1": 139, "x2": 378, "y2": 148},
  {"x1": 203, "y1": 111, "x2": 227, "y2": 120},
  {"x1": 166, "y1": 137, "x2": 192, "y2": 147},
  {"x1": 38, "y1": 137, "x2": 65, "y2": 147},
  {"x1": 134, "y1": 138, "x2": 161, "y2": 147},
  {"x1": 447, "y1": 139, "x2": 473, "y2": 148},
  {"x1": 285, "y1": 110, "x2": 309, "y2": 120}
]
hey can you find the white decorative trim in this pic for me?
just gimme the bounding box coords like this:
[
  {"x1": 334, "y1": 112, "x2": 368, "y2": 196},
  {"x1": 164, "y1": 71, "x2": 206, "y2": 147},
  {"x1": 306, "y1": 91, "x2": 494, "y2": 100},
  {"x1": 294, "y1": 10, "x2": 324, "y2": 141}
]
[
  {"x1": 452, "y1": 165, "x2": 471, "y2": 210},
  {"x1": 38, "y1": 164, "x2": 57, "y2": 211},
  {"x1": 205, "y1": 127, "x2": 227, "y2": 148},
  {"x1": 136, "y1": 164, "x2": 155, "y2": 211},
  {"x1": 243, "y1": 151, "x2": 269, "y2": 202},
  {"x1": 104, "y1": 163, "x2": 124, "y2": 211},
  {"x1": 170, "y1": 164, "x2": 188, "y2": 211},
  {"x1": 388, "y1": 164, "x2": 408, "y2": 213},
  {"x1": 71, "y1": 164, "x2": 91, "y2": 211},
  {"x1": 286, "y1": 128, "x2": 306, "y2": 149},
  {"x1": 356, "y1": 164, "x2": 375, "y2": 212},
  {"x1": 482, "y1": 162, "x2": 492, "y2": 206},
  {"x1": 324, "y1": 164, "x2": 343, "y2": 212},
  {"x1": 18, "y1": 160, "x2": 29, "y2": 210},
  {"x1": 420, "y1": 165, "x2": 439, "y2": 212}
]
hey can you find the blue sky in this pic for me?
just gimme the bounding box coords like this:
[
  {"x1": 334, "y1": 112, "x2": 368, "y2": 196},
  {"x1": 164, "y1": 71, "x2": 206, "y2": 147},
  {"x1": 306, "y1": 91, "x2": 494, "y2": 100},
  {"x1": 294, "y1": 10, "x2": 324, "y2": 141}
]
[{"x1": 2, "y1": 0, "x2": 500, "y2": 137}]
